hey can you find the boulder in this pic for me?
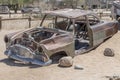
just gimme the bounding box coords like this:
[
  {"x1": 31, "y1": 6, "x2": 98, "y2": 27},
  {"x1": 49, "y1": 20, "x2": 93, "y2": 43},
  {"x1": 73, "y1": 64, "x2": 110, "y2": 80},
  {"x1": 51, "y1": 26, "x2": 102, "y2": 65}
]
[
  {"x1": 104, "y1": 48, "x2": 115, "y2": 57},
  {"x1": 59, "y1": 56, "x2": 73, "y2": 67}
]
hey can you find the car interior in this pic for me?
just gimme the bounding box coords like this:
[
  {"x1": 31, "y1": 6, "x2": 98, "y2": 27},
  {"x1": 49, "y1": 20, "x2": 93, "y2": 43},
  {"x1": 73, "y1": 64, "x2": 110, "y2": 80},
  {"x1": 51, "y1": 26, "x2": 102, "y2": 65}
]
[
  {"x1": 40, "y1": 14, "x2": 100, "y2": 54},
  {"x1": 55, "y1": 15, "x2": 100, "y2": 53}
]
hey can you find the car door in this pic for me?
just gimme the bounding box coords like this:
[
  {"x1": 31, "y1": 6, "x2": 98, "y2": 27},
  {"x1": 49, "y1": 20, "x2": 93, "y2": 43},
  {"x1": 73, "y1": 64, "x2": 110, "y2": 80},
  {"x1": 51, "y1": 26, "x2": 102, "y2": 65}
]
[
  {"x1": 88, "y1": 14, "x2": 118, "y2": 46},
  {"x1": 87, "y1": 14, "x2": 107, "y2": 46}
]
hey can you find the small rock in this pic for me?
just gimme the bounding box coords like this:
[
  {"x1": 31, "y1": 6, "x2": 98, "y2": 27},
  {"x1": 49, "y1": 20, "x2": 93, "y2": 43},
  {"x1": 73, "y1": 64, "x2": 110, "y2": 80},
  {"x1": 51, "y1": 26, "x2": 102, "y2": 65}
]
[
  {"x1": 104, "y1": 48, "x2": 115, "y2": 57},
  {"x1": 74, "y1": 65, "x2": 84, "y2": 70},
  {"x1": 105, "y1": 76, "x2": 120, "y2": 80},
  {"x1": 59, "y1": 56, "x2": 73, "y2": 67}
]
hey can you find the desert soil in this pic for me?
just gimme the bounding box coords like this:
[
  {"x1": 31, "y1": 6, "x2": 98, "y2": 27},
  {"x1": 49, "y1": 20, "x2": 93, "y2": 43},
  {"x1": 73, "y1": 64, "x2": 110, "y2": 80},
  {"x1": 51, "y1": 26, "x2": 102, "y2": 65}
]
[
  {"x1": 0, "y1": 13, "x2": 119, "y2": 80},
  {"x1": 0, "y1": 30, "x2": 120, "y2": 80}
]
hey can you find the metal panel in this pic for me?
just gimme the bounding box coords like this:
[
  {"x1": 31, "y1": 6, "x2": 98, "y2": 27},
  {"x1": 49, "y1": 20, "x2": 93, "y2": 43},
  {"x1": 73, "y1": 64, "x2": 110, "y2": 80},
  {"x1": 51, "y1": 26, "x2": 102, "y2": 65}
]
[
  {"x1": 92, "y1": 30, "x2": 106, "y2": 46},
  {"x1": 43, "y1": 9, "x2": 93, "y2": 19}
]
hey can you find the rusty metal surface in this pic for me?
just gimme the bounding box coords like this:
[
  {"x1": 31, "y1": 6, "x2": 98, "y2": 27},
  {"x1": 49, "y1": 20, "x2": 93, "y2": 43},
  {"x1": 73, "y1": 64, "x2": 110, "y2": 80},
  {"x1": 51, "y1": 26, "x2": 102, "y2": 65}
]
[
  {"x1": 4, "y1": 8, "x2": 119, "y2": 66},
  {"x1": 4, "y1": 27, "x2": 74, "y2": 66},
  {"x1": 91, "y1": 21, "x2": 118, "y2": 46},
  {"x1": 43, "y1": 8, "x2": 93, "y2": 19}
]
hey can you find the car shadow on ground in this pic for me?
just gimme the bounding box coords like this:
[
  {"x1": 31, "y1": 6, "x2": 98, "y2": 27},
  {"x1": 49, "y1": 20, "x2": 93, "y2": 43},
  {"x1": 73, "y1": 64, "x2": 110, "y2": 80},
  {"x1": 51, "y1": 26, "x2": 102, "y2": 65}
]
[
  {"x1": 0, "y1": 51, "x2": 68, "y2": 68},
  {"x1": 0, "y1": 58, "x2": 41, "y2": 68}
]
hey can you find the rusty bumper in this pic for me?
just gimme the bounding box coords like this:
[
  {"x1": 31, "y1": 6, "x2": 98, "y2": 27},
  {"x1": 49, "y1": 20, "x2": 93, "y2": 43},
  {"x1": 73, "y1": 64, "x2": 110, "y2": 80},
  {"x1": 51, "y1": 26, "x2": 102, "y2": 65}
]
[{"x1": 4, "y1": 44, "x2": 52, "y2": 66}]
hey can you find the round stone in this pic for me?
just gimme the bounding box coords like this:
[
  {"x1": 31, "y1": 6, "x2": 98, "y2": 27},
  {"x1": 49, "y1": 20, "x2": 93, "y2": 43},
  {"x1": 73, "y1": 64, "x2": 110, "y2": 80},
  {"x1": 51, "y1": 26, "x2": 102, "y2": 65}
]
[
  {"x1": 104, "y1": 48, "x2": 115, "y2": 57},
  {"x1": 59, "y1": 56, "x2": 73, "y2": 67}
]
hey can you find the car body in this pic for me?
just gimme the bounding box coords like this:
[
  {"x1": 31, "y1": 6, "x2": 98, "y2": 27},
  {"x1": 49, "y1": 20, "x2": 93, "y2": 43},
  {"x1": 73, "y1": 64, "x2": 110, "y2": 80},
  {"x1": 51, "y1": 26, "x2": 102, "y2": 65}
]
[
  {"x1": 111, "y1": 0, "x2": 120, "y2": 20},
  {"x1": 0, "y1": 5, "x2": 10, "y2": 14},
  {"x1": 4, "y1": 9, "x2": 119, "y2": 66},
  {"x1": 21, "y1": 6, "x2": 41, "y2": 14},
  {"x1": 4, "y1": 27, "x2": 74, "y2": 66}
]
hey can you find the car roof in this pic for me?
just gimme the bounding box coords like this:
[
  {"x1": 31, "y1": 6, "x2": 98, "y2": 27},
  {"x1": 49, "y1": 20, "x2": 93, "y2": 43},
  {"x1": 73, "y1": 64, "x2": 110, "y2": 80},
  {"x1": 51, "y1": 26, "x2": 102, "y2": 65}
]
[{"x1": 43, "y1": 8, "x2": 93, "y2": 19}]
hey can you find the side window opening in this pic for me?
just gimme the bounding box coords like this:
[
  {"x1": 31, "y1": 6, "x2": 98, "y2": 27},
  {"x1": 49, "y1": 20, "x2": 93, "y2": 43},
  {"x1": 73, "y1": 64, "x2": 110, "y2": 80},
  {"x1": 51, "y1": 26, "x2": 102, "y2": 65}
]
[
  {"x1": 73, "y1": 16, "x2": 90, "y2": 52},
  {"x1": 87, "y1": 14, "x2": 100, "y2": 26},
  {"x1": 55, "y1": 17, "x2": 69, "y2": 30},
  {"x1": 41, "y1": 15, "x2": 56, "y2": 29}
]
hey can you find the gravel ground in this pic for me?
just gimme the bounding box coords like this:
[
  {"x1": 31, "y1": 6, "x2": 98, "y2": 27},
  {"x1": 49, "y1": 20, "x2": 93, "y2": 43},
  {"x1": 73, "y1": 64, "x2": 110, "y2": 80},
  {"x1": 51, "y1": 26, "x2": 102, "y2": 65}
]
[{"x1": 0, "y1": 30, "x2": 120, "y2": 80}]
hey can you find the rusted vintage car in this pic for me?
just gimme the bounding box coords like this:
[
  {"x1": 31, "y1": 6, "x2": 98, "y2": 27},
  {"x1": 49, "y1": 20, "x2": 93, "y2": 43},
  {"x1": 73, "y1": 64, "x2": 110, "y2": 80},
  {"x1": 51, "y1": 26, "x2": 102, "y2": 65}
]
[{"x1": 4, "y1": 9, "x2": 118, "y2": 66}]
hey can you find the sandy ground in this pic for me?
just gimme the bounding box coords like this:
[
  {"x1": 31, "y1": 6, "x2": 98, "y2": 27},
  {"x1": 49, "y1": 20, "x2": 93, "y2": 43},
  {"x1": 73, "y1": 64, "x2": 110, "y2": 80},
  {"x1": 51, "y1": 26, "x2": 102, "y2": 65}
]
[
  {"x1": 0, "y1": 30, "x2": 120, "y2": 80},
  {"x1": 0, "y1": 13, "x2": 119, "y2": 80},
  {"x1": 0, "y1": 12, "x2": 42, "y2": 30}
]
